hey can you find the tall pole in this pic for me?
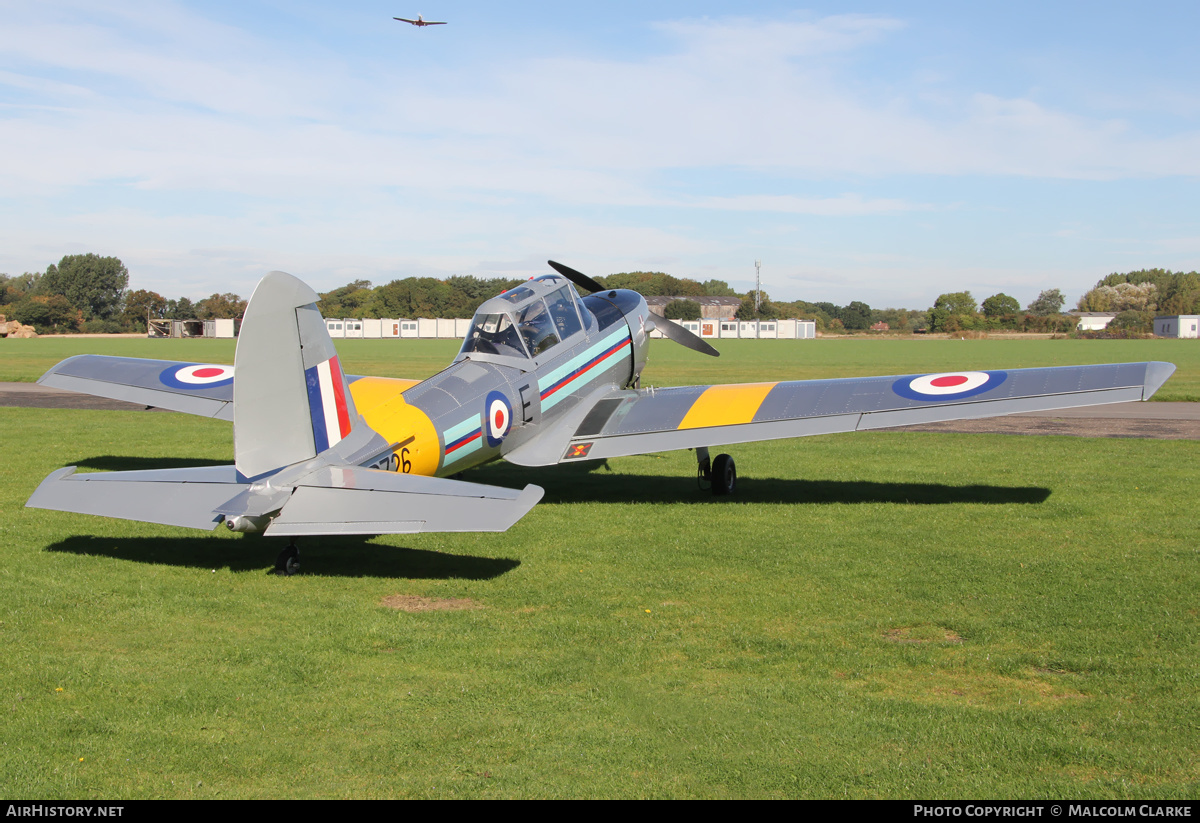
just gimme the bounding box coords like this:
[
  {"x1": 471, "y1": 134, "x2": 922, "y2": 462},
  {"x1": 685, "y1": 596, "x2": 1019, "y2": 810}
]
[{"x1": 754, "y1": 259, "x2": 761, "y2": 314}]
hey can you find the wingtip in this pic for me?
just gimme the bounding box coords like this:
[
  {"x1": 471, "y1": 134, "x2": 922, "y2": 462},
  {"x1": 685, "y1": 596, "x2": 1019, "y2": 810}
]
[
  {"x1": 520, "y1": 483, "x2": 546, "y2": 507},
  {"x1": 1143, "y1": 361, "x2": 1176, "y2": 400}
]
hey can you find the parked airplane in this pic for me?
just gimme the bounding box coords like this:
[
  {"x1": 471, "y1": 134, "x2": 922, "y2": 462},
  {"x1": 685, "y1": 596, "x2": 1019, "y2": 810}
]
[
  {"x1": 394, "y1": 15, "x2": 446, "y2": 26},
  {"x1": 27, "y1": 264, "x2": 1174, "y2": 574}
]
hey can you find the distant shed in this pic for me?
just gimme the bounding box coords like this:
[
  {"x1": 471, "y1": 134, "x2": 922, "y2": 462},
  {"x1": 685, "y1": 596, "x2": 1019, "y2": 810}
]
[
  {"x1": 1154, "y1": 315, "x2": 1200, "y2": 338},
  {"x1": 1070, "y1": 312, "x2": 1117, "y2": 331}
]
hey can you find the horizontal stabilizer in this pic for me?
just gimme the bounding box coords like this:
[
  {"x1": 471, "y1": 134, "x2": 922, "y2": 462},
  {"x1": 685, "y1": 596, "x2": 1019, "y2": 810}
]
[
  {"x1": 27, "y1": 462, "x2": 543, "y2": 537},
  {"x1": 39, "y1": 355, "x2": 235, "y2": 420},
  {"x1": 266, "y1": 466, "x2": 544, "y2": 536},
  {"x1": 26, "y1": 466, "x2": 245, "y2": 530}
]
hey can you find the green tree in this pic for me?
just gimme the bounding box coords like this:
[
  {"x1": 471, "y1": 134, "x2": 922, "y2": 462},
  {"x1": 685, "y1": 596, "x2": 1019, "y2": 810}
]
[
  {"x1": 981, "y1": 293, "x2": 1020, "y2": 318},
  {"x1": 840, "y1": 301, "x2": 872, "y2": 330},
  {"x1": 40, "y1": 254, "x2": 128, "y2": 320},
  {"x1": 122, "y1": 289, "x2": 168, "y2": 332},
  {"x1": 195, "y1": 293, "x2": 246, "y2": 319},
  {"x1": 662, "y1": 299, "x2": 701, "y2": 321},
  {"x1": 165, "y1": 297, "x2": 196, "y2": 320},
  {"x1": 736, "y1": 291, "x2": 778, "y2": 320},
  {"x1": 603, "y1": 272, "x2": 705, "y2": 297},
  {"x1": 1, "y1": 272, "x2": 42, "y2": 309},
  {"x1": 1026, "y1": 288, "x2": 1065, "y2": 316},
  {"x1": 1110, "y1": 310, "x2": 1152, "y2": 333},
  {"x1": 701, "y1": 279, "x2": 738, "y2": 297},
  {"x1": 1077, "y1": 282, "x2": 1157, "y2": 313},
  {"x1": 319, "y1": 281, "x2": 377, "y2": 318},
  {"x1": 929, "y1": 291, "x2": 978, "y2": 333},
  {"x1": 13, "y1": 294, "x2": 80, "y2": 333}
]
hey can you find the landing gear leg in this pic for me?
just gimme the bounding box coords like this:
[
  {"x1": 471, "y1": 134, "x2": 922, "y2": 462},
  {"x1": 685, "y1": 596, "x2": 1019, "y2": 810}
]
[
  {"x1": 275, "y1": 540, "x2": 300, "y2": 576},
  {"x1": 695, "y1": 447, "x2": 711, "y2": 491}
]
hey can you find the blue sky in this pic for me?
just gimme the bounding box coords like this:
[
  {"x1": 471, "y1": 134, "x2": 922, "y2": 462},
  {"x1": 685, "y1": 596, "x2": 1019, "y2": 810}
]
[{"x1": 1, "y1": 1, "x2": 1197, "y2": 309}]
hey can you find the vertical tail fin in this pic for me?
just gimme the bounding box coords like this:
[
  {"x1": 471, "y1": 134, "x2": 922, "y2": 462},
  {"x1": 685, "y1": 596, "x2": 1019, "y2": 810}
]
[{"x1": 233, "y1": 271, "x2": 360, "y2": 480}]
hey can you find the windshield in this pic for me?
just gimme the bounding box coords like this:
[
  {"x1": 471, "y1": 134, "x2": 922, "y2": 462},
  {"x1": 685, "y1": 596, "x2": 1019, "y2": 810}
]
[
  {"x1": 516, "y1": 299, "x2": 560, "y2": 355},
  {"x1": 459, "y1": 312, "x2": 530, "y2": 358},
  {"x1": 545, "y1": 285, "x2": 583, "y2": 340}
]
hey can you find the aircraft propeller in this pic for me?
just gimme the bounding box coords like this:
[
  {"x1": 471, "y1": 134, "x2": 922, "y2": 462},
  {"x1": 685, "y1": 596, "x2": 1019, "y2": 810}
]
[
  {"x1": 546, "y1": 259, "x2": 606, "y2": 294},
  {"x1": 547, "y1": 260, "x2": 720, "y2": 357}
]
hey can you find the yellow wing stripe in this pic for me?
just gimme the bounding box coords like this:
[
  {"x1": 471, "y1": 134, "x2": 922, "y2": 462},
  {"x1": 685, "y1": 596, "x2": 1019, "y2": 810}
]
[{"x1": 678, "y1": 382, "x2": 778, "y2": 430}]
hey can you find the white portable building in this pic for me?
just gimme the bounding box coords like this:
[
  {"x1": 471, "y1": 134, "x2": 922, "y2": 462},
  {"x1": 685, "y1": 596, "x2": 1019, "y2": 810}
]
[{"x1": 1155, "y1": 315, "x2": 1200, "y2": 338}]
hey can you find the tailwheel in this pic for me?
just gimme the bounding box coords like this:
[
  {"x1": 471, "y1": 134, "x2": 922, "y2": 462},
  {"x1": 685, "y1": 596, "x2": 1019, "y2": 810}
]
[
  {"x1": 711, "y1": 453, "x2": 736, "y2": 496},
  {"x1": 275, "y1": 542, "x2": 300, "y2": 576}
]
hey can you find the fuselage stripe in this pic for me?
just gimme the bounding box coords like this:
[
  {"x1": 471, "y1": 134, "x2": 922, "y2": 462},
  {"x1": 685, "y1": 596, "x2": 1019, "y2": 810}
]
[
  {"x1": 541, "y1": 336, "x2": 632, "y2": 401},
  {"x1": 445, "y1": 429, "x2": 482, "y2": 455},
  {"x1": 442, "y1": 414, "x2": 485, "y2": 465}
]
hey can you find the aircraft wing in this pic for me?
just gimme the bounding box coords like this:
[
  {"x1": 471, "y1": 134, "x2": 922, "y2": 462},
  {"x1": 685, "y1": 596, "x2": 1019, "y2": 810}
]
[
  {"x1": 506, "y1": 361, "x2": 1176, "y2": 466},
  {"x1": 27, "y1": 463, "x2": 544, "y2": 536},
  {"x1": 38, "y1": 355, "x2": 236, "y2": 420},
  {"x1": 37, "y1": 357, "x2": 425, "y2": 422}
]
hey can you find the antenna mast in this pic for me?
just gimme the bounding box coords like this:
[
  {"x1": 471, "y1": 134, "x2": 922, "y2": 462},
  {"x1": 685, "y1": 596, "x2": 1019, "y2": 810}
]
[{"x1": 754, "y1": 259, "x2": 761, "y2": 314}]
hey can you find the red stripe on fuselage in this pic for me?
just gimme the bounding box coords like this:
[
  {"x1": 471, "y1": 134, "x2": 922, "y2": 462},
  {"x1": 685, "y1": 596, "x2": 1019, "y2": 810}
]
[
  {"x1": 541, "y1": 337, "x2": 631, "y2": 401},
  {"x1": 445, "y1": 430, "x2": 482, "y2": 454}
]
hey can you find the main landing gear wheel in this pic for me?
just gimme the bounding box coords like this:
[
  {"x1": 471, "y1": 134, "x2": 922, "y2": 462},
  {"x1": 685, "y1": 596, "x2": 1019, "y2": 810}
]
[
  {"x1": 275, "y1": 544, "x2": 300, "y2": 576},
  {"x1": 711, "y1": 453, "x2": 736, "y2": 496},
  {"x1": 696, "y1": 447, "x2": 737, "y2": 496}
]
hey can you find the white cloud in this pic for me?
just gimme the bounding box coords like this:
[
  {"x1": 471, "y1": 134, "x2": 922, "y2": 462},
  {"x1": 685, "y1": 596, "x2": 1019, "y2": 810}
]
[{"x1": 1, "y1": 5, "x2": 1197, "y2": 302}]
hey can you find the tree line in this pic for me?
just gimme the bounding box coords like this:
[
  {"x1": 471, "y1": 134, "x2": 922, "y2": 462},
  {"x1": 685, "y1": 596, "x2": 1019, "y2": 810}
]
[
  {"x1": 7, "y1": 253, "x2": 1192, "y2": 337},
  {"x1": 314, "y1": 271, "x2": 1074, "y2": 335},
  {"x1": 0, "y1": 254, "x2": 247, "y2": 334}
]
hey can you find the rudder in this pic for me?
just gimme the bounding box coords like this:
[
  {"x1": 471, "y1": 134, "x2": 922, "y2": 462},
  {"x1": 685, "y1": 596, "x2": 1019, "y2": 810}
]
[{"x1": 233, "y1": 271, "x2": 360, "y2": 479}]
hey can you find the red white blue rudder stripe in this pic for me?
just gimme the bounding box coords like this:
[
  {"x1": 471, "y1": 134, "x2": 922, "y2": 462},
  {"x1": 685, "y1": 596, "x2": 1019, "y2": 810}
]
[{"x1": 306, "y1": 355, "x2": 353, "y2": 452}]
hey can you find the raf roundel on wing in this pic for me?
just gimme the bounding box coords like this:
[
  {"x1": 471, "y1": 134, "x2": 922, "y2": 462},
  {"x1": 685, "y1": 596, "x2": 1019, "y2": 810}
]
[
  {"x1": 159, "y1": 364, "x2": 235, "y2": 389},
  {"x1": 892, "y1": 370, "x2": 1007, "y2": 401}
]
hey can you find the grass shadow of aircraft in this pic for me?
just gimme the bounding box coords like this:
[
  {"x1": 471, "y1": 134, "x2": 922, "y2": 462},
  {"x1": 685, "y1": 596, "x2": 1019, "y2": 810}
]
[
  {"x1": 44, "y1": 534, "x2": 520, "y2": 581},
  {"x1": 464, "y1": 459, "x2": 1052, "y2": 506},
  {"x1": 76, "y1": 455, "x2": 233, "y2": 472}
]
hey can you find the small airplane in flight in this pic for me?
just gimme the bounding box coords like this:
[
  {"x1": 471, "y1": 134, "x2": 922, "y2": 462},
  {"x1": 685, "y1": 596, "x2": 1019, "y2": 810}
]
[
  {"x1": 394, "y1": 15, "x2": 446, "y2": 26},
  {"x1": 27, "y1": 263, "x2": 1174, "y2": 574}
]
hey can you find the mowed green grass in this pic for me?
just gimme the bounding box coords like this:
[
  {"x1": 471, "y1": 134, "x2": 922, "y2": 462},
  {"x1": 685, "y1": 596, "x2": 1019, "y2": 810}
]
[
  {"x1": 1, "y1": 377, "x2": 1197, "y2": 796},
  {"x1": 3, "y1": 335, "x2": 1200, "y2": 399}
]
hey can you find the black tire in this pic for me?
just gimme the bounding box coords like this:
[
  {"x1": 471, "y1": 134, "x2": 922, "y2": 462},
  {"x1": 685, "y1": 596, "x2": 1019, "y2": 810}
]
[
  {"x1": 711, "y1": 453, "x2": 736, "y2": 496},
  {"x1": 275, "y1": 545, "x2": 300, "y2": 576}
]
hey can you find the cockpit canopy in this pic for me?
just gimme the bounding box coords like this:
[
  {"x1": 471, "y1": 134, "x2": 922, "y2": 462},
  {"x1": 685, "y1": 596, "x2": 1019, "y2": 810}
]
[{"x1": 459, "y1": 276, "x2": 591, "y2": 361}]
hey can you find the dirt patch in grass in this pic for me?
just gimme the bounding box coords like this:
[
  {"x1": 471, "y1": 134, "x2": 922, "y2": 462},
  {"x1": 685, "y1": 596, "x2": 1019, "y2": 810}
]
[
  {"x1": 381, "y1": 595, "x2": 481, "y2": 612},
  {"x1": 885, "y1": 625, "x2": 964, "y2": 644}
]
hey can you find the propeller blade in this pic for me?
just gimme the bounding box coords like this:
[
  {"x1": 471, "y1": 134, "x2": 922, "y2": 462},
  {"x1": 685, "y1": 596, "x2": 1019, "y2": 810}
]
[
  {"x1": 649, "y1": 316, "x2": 720, "y2": 357},
  {"x1": 547, "y1": 260, "x2": 606, "y2": 295}
]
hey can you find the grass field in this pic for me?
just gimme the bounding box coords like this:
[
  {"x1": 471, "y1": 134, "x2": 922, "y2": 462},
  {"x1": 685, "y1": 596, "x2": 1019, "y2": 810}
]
[{"x1": 1, "y1": 337, "x2": 1197, "y2": 798}]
